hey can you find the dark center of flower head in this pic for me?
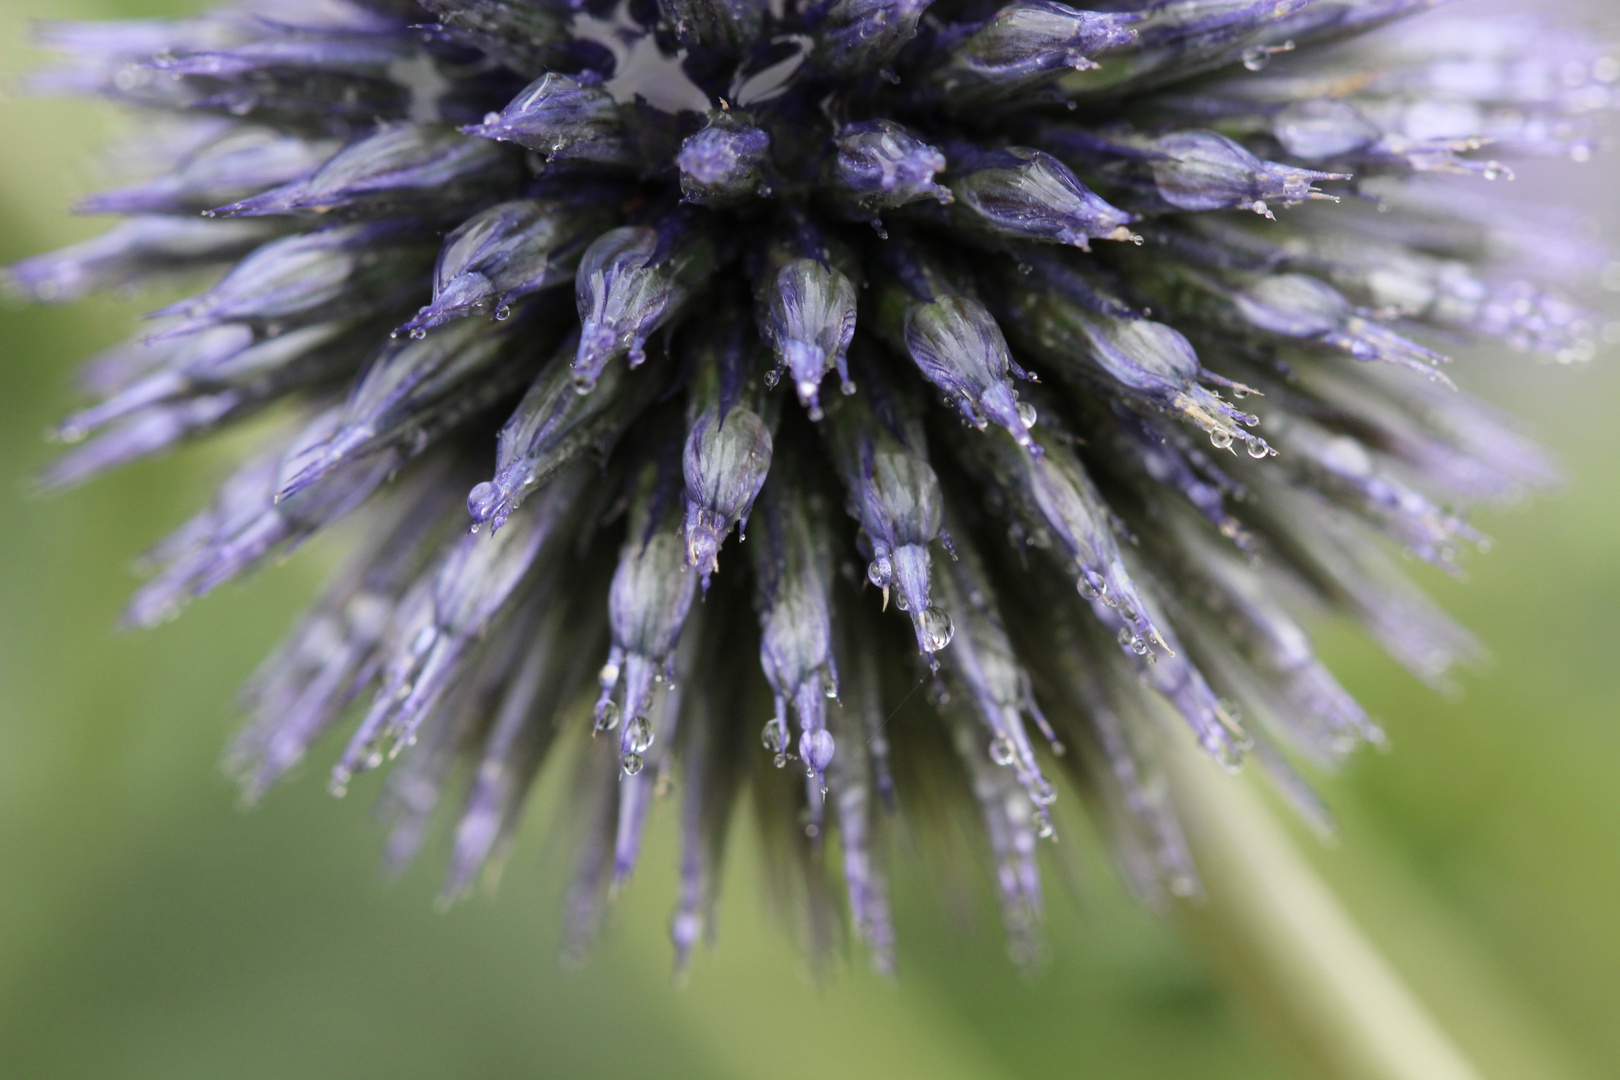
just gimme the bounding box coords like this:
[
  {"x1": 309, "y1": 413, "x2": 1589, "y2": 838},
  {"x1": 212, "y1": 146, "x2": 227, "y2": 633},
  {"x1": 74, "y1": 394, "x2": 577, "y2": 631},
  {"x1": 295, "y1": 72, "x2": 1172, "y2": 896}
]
[{"x1": 9, "y1": 0, "x2": 1613, "y2": 971}]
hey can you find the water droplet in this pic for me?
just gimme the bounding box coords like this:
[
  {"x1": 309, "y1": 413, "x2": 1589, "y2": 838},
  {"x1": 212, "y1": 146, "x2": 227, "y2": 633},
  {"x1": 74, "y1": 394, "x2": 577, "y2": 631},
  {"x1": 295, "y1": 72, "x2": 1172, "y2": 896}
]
[
  {"x1": 1033, "y1": 812, "x2": 1055, "y2": 839},
  {"x1": 409, "y1": 327, "x2": 427, "y2": 340},
  {"x1": 1481, "y1": 161, "x2": 1513, "y2": 182},
  {"x1": 867, "y1": 557, "x2": 890, "y2": 588},
  {"x1": 621, "y1": 751, "x2": 644, "y2": 775},
  {"x1": 1031, "y1": 775, "x2": 1057, "y2": 806},
  {"x1": 764, "y1": 367, "x2": 781, "y2": 388},
  {"x1": 1015, "y1": 400, "x2": 1037, "y2": 429},
  {"x1": 1242, "y1": 46, "x2": 1271, "y2": 71},
  {"x1": 1246, "y1": 438, "x2": 1270, "y2": 459},
  {"x1": 493, "y1": 304, "x2": 511, "y2": 321},
  {"x1": 1076, "y1": 570, "x2": 1107, "y2": 601},
  {"x1": 1210, "y1": 429, "x2": 1234, "y2": 450},
  {"x1": 917, "y1": 607, "x2": 954, "y2": 652},
  {"x1": 761, "y1": 718, "x2": 788, "y2": 755},
  {"x1": 989, "y1": 735, "x2": 1016, "y2": 767},
  {"x1": 626, "y1": 715, "x2": 654, "y2": 754},
  {"x1": 595, "y1": 699, "x2": 620, "y2": 733}
]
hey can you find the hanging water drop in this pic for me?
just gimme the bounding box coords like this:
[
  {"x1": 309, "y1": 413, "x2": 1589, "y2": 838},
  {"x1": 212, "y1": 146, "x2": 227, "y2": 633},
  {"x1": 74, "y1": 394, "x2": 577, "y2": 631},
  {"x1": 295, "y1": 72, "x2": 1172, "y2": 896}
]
[
  {"x1": 621, "y1": 751, "x2": 644, "y2": 775},
  {"x1": 594, "y1": 699, "x2": 620, "y2": 733},
  {"x1": 761, "y1": 717, "x2": 788, "y2": 755},
  {"x1": 917, "y1": 606, "x2": 954, "y2": 652},
  {"x1": 1210, "y1": 429, "x2": 1234, "y2": 450},
  {"x1": 626, "y1": 715, "x2": 654, "y2": 754},
  {"x1": 989, "y1": 734, "x2": 1016, "y2": 767}
]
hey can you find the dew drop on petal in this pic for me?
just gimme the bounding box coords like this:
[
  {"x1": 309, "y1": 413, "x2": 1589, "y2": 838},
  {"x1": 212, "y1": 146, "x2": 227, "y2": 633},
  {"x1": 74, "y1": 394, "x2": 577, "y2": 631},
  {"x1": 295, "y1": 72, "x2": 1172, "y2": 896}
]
[
  {"x1": 621, "y1": 751, "x2": 644, "y2": 775},
  {"x1": 761, "y1": 718, "x2": 787, "y2": 755},
  {"x1": 1210, "y1": 429, "x2": 1234, "y2": 450},
  {"x1": 1015, "y1": 400, "x2": 1037, "y2": 429},
  {"x1": 627, "y1": 715, "x2": 654, "y2": 753},
  {"x1": 989, "y1": 734, "x2": 1016, "y2": 767},
  {"x1": 918, "y1": 606, "x2": 954, "y2": 652}
]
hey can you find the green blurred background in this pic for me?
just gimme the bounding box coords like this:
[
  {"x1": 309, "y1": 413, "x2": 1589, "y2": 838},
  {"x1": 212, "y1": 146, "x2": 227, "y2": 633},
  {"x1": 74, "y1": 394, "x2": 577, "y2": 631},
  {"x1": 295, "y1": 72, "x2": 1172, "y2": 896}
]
[{"x1": 2, "y1": 3, "x2": 1617, "y2": 1077}]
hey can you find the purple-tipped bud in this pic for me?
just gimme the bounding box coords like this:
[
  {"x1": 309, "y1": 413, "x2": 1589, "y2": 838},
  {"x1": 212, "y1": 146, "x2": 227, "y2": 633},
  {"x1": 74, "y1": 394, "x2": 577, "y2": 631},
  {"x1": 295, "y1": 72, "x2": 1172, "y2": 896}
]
[
  {"x1": 278, "y1": 317, "x2": 528, "y2": 500},
  {"x1": 822, "y1": 364, "x2": 954, "y2": 661},
  {"x1": 751, "y1": 451, "x2": 840, "y2": 805},
  {"x1": 214, "y1": 124, "x2": 522, "y2": 220},
  {"x1": 144, "y1": 223, "x2": 436, "y2": 340},
  {"x1": 948, "y1": 145, "x2": 1137, "y2": 249},
  {"x1": 597, "y1": 448, "x2": 700, "y2": 758},
  {"x1": 400, "y1": 196, "x2": 615, "y2": 336},
  {"x1": 335, "y1": 467, "x2": 589, "y2": 784},
  {"x1": 1147, "y1": 130, "x2": 1349, "y2": 216},
  {"x1": 58, "y1": 320, "x2": 377, "y2": 443},
  {"x1": 905, "y1": 295, "x2": 1040, "y2": 453},
  {"x1": 1063, "y1": 0, "x2": 1316, "y2": 97},
  {"x1": 5, "y1": 217, "x2": 277, "y2": 303},
  {"x1": 77, "y1": 128, "x2": 340, "y2": 216},
  {"x1": 999, "y1": 256, "x2": 1265, "y2": 451},
  {"x1": 680, "y1": 308, "x2": 775, "y2": 588},
  {"x1": 147, "y1": 34, "x2": 410, "y2": 79},
  {"x1": 660, "y1": 0, "x2": 765, "y2": 55},
  {"x1": 753, "y1": 218, "x2": 860, "y2": 418},
  {"x1": 417, "y1": 0, "x2": 571, "y2": 76},
  {"x1": 123, "y1": 408, "x2": 401, "y2": 627},
  {"x1": 933, "y1": 517, "x2": 1062, "y2": 820},
  {"x1": 461, "y1": 72, "x2": 635, "y2": 168},
  {"x1": 928, "y1": 2, "x2": 1137, "y2": 105},
  {"x1": 572, "y1": 213, "x2": 719, "y2": 393},
  {"x1": 678, "y1": 112, "x2": 772, "y2": 206},
  {"x1": 1232, "y1": 273, "x2": 1452, "y2": 379},
  {"x1": 470, "y1": 334, "x2": 664, "y2": 531},
  {"x1": 1272, "y1": 99, "x2": 1384, "y2": 161},
  {"x1": 811, "y1": 0, "x2": 936, "y2": 77},
  {"x1": 830, "y1": 120, "x2": 952, "y2": 219}
]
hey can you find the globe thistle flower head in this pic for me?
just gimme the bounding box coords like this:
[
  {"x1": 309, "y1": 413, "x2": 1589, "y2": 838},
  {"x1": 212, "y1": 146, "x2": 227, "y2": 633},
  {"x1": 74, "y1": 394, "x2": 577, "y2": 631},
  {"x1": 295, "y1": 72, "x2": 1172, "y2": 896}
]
[{"x1": 8, "y1": 0, "x2": 1612, "y2": 975}]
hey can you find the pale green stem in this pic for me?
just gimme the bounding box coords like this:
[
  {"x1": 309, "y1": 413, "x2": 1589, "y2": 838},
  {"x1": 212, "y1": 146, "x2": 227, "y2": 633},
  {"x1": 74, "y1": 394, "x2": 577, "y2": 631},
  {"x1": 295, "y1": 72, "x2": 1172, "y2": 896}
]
[{"x1": 1164, "y1": 733, "x2": 1484, "y2": 1080}]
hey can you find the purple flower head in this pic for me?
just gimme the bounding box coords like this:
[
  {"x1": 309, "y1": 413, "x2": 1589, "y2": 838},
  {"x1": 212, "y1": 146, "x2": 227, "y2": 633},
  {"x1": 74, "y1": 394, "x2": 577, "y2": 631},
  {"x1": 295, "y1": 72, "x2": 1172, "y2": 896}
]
[{"x1": 11, "y1": 0, "x2": 1615, "y2": 986}]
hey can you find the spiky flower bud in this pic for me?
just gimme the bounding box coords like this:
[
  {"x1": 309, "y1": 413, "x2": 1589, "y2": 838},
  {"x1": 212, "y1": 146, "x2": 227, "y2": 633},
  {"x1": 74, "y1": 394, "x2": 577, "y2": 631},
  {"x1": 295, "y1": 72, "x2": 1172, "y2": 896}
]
[{"x1": 9, "y1": 0, "x2": 1611, "y2": 995}]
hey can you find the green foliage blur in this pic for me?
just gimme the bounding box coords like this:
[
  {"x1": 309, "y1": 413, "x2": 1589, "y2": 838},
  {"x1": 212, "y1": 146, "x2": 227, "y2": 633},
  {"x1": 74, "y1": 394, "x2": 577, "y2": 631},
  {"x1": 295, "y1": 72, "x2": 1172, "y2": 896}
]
[{"x1": 1, "y1": 2, "x2": 1616, "y2": 1077}]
